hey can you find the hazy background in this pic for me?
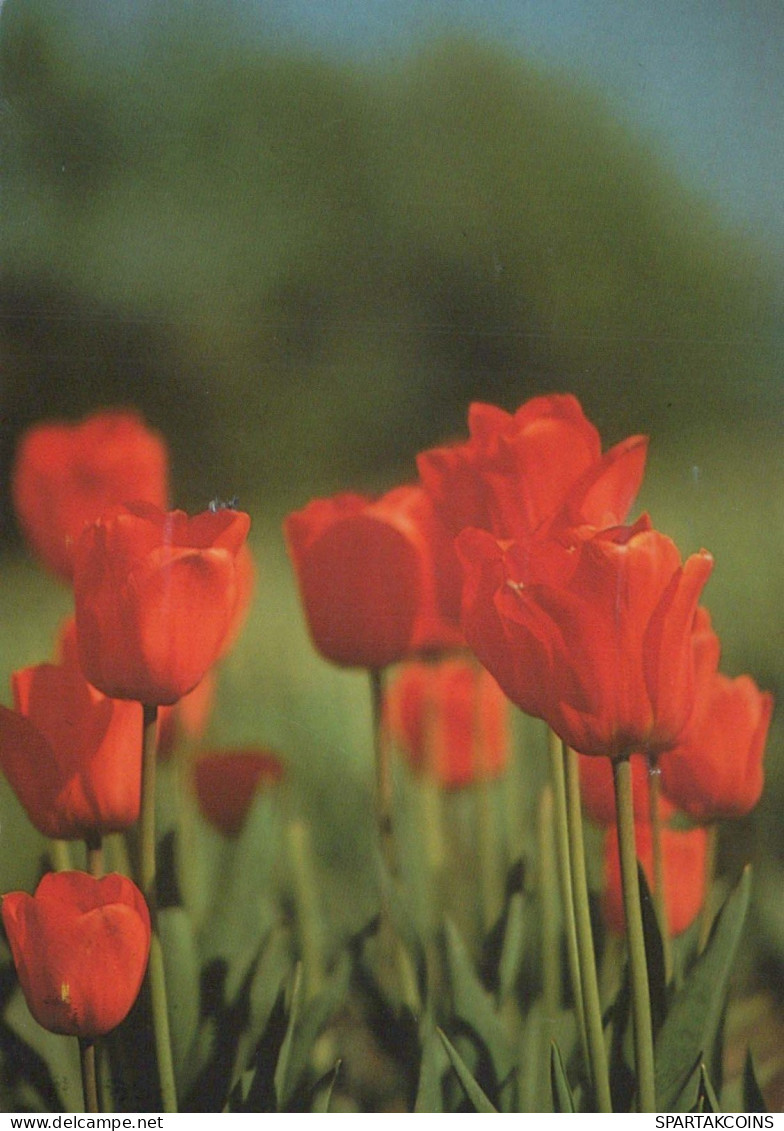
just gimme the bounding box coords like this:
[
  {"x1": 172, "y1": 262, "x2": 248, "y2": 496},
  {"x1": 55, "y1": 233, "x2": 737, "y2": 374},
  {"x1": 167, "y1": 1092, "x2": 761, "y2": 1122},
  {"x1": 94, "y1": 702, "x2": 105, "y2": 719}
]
[{"x1": 0, "y1": 0, "x2": 781, "y2": 957}]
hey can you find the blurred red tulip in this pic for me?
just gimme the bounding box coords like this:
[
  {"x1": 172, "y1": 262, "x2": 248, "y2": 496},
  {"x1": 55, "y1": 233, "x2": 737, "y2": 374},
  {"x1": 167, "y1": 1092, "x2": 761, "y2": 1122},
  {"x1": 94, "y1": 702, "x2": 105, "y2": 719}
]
[
  {"x1": 284, "y1": 485, "x2": 463, "y2": 669},
  {"x1": 74, "y1": 503, "x2": 250, "y2": 705},
  {"x1": 193, "y1": 749, "x2": 285, "y2": 836},
  {"x1": 0, "y1": 653, "x2": 143, "y2": 840},
  {"x1": 12, "y1": 409, "x2": 169, "y2": 582},
  {"x1": 602, "y1": 823, "x2": 708, "y2": 936},
  {"x1": 459, "y1": 516, "x2": 713, "y2": 758},
  {"x1": 660, "y1": 670, "x2": 773, "y2": 821},
  {"x1": 384, "y1": 658, "x2": 510, "y2": 789},
  {"x1": 2, "y1": 871, "x2": 150, "y2": 1038}
]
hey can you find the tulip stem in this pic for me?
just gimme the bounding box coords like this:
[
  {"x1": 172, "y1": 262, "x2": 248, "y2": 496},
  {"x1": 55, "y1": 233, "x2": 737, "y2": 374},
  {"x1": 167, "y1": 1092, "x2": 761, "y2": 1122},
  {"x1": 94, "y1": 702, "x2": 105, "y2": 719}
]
[
  {"x1": 564, "y1": 745, "x2": 612, "y2": 1112},
  {"x1": 369, "y1": 668, "x2": 396, "y2": 877},
  {"x1": 140, "y1": 705, "x2": 178, "y2": 1114},
  {"x1": 613, "y1": 755, "x2": 656, "y2": 1112},
  {"x1": 287, "y1": 818, "x2": 325, "y2": 998},
  {"x1": 547, "y1": 730, "x2": 589, "y2": 1074},
  {"x1": 647, "y1": 760, "x2": 673, "y2": 981},
  {"x1": 79, "y1": 1038, "x2": 99, "y2": 1113},
  {"x1": 85, "y1": 833, "x2": 104, "y2": 879},
  {"x1": 698, "y1": 824, "x2": 719, "y2": 953},
  {"x1": 537, "y1": 782, "x2": 561, "y2": 1021}
]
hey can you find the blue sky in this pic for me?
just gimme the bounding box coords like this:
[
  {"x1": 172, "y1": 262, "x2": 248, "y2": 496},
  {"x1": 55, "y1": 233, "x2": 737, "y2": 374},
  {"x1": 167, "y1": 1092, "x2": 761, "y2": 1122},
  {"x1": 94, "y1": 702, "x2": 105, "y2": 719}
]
[{"x1": 242, "y1": 0, "x2": 783, "y2": 257}]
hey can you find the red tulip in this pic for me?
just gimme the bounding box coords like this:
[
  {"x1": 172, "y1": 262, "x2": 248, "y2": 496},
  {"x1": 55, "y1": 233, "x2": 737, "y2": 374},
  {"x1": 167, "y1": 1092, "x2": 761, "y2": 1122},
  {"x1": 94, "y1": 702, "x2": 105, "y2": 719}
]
[
  {"x1": 659, "y1": 671, "x2": 773, "y2": 821},
  {"x1": 459, "y1": 515, "x2": 713, "y2": 759},
  {"x1": 602, "y1": 823, "x2": 708, "y2": 936},
  {"x1": 284, "y1": 485, "x2": 463, "y2": 669},
  {"x1": 2, "y1": 871, "x2": 151, "y2": 1038},
  {"x1": 0, "y1": 653, "x2": 143, "y2": 840},
  {"x1": 73, "y1": 503, "x2": 251, "y2": 705},
  {"x1": 417, "y1": 395, "x2": 648, "y2": 546},
  {"x1": 193, "y1": 749, "x2": 285, "y2": 836},
  {"x1": 384, "y1": 658, "x2": 510, "y2": 789},
  {"x1": 12, "y1": 409, "x2": 169, "y2": 582}
]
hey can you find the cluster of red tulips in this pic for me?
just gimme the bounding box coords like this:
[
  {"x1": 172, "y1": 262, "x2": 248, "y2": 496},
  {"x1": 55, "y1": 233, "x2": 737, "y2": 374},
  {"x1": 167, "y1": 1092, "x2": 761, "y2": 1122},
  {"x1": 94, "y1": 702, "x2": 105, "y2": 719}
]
[
  {"x1": 1, "y1": 411, "x2": 283, "y2": 1112},
  {"x1": 285, "y1": 394, "x2": 773, "y2": 1111},
  {"x1": 0, "y1": 395, "x2": 774, "y2": 1113}
]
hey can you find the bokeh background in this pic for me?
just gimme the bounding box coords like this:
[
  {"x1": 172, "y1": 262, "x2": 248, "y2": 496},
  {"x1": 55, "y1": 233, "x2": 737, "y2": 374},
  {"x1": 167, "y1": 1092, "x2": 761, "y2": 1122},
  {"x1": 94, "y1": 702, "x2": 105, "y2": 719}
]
[{"x1": 0, "y1": 0, "x2": 782, "y2": 1026}]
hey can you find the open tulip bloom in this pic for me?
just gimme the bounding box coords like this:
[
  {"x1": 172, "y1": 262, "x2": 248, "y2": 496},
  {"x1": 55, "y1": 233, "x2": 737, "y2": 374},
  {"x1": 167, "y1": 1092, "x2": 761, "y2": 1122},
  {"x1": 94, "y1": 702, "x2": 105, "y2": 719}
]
[{"x1": 458, "y1": 514, "x2": 714, "y2": 760}]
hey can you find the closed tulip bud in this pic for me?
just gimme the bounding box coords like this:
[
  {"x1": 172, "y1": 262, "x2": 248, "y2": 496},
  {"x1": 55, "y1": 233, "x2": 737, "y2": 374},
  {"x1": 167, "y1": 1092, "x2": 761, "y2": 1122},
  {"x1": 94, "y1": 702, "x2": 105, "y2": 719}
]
[
  {"x1": 384, "y1": 658, "x2": 510, "y2": 788},
  {"x1": 284, "y1": 485, "x2": 463, "y2": 669},
  {"x1": 2, "y1": 871, "x2": 151, "y2": 1038},
  {"x1": 193, "y1": 749, "x2": 285, "y2": 836},
  {"x1": 0, "y1": 651, "x2": 143, "y2": 840},
  {"x1": 12, "y1": 409, "x2": 169, "y2": 582}
]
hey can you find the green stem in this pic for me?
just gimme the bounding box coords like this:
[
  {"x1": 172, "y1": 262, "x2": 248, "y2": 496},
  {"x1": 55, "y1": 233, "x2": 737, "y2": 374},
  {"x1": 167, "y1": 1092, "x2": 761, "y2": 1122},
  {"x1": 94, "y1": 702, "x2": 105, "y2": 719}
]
[
  {"x1": 49, "y1": 839, "x2": 72, "y2": 872},
  {"x1": 85, "y1": 833, "x2": 104, "y2": 879},
  {"x1": 547, "y1": 729, "x2": 589, "y2": 1072},
  {"x1": 369, "y1": 668, "x2": 396, "y2": 877},
  {"x1": 564, "y1": 746, "x2": 612, "y2": 1112},
  {"x1": 613, "y1": 755, "x2": 656, "y2": 1112},
  {"x1": 647, "y1": 760, "x2": 673, "y2": 982},
  {"x1": 140, "y1": 705, "x2": 178, "y2": 1114},
  {"x1": 79, "y1": 1038, "x2": 99, "y2": 1113},
  {"x1": 538, "y1": 782, "x2": 561, "y2": 1021},
  {"x1": 698, "y1": 824, "x2": 719, "y2": 953}
]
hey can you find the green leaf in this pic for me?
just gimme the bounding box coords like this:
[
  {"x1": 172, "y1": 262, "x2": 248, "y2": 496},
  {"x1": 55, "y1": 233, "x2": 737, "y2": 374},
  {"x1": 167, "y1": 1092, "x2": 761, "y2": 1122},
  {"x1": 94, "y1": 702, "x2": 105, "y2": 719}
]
[
  {"x1": 273, "y1": 962, "x2": 305, "y2": 1109},
  {"x1": 695, "y1": 1064, "x2": 720, "y2": 1113},
  {"x1": 437, "y1": 1027, "x2": 498, "y2": 1113},
  {"x1": 415, "y1": 1017, "x2": 447, "y2": 1113},
  {"x1": 497, "y1": 892, "x2": 527, "y2": 1004},
  {"x1": 550, "y1": 1041, "x2": 576, "y2": 1113},
  {"x1": 444, "y1": 919, "x2": 516, "y2": 1085},
  {"x1": 274, "y1": 954, "x2": 352, "y2": 1110},
  {"x1": 654, "y1": 867, "x2": 751, "y2": 1111},
  {"x1": 637, "y1": 863, "x2": 668, "y2": 1037},
  {"x1": 313, "y1": 1060, "x2": 342, "y2": 1113},
  {"x1": 4, "y1": 987, "x2": 82, "y2": 1112},
  {"x1": 743, "y1": 1050, "x2": 768, "y2": 1114},
  {"x1": 157, "y1": 906, "x2": 201, "y2": 1095}
]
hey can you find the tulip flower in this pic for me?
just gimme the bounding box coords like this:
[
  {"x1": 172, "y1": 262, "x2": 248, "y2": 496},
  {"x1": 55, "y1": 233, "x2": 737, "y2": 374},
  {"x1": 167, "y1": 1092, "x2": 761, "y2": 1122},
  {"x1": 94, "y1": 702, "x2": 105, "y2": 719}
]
[
  {"x1": 73, "y1": 503, "x2": 251, "y2": 705},
  {"x1": 284, "y1": 485, "x2": 463, "y2": 669},
  {"x1": 0, "y1": 654, "x2": 143, "y2": 840},
  {"x1": 417, "y1": 394, "x2": 648, "y2": 547},
  {"x1": 2, "y1": 871, "x2": 151, "y2": 1038},
  {"x1": 659, "y1": 671, "x2": 773, "y2": 822},
  {"x1": 12, "y1": 409, "x2": 169, "y2": 582},
  {"x1": 193, "y1": 749, "x2": 285, "y2": 836},
  {"x1": 602, "y1": 823, "x2": 708, "y2": 936},
  {"x1": 383, "y1": 658, "x2": 510, "y2": 788},
  {"x1": 459, "y1": 515, "x2": 713, "y2": 759}
]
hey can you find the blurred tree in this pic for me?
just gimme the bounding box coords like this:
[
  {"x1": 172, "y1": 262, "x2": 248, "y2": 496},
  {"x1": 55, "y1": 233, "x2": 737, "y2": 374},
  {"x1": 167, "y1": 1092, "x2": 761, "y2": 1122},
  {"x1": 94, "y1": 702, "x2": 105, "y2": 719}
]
[{"x1": 0, "y1": 0, "x2": 779, "y2": 528}]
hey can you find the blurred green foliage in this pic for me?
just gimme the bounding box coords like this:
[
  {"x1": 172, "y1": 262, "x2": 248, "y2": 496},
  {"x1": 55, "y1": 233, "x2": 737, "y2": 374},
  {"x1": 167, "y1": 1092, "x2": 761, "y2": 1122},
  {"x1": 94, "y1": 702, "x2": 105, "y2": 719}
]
[{"x1": 0, "y1": 0, "x2": 780, "y2": 518}]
